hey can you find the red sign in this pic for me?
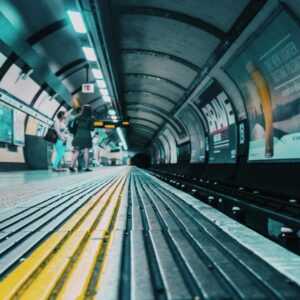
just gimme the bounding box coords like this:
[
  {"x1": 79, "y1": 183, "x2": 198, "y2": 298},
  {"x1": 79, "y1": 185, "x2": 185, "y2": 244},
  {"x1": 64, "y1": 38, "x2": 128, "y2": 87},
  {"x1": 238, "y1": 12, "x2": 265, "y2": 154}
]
[{"x1": 82, "y1": 84, "x2": 94, "y2": 93}]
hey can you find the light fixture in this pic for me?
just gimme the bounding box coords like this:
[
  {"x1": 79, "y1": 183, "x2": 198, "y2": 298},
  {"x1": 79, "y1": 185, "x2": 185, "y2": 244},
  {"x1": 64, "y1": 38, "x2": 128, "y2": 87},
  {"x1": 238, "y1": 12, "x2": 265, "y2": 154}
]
[
  {"x1": 21, "y1": 69, "x2": 34, "y2": 80},
  {"x1": 67, "y1": 11, "x2": 87, "y2": 34},
  {"x1": 82, "y1": 46, "x2": 97, "y2": 61},
  {"x1": 96, "y1": 80, "x2": 107, "y2": 89},
  {"x1": 111, "y1": 115, "x2": 117, "y2": 120},
  {"x1": 92, "y1": 68, "x2": 103, "y2": 79},
  {"x1": 100, "y1": 88, "x2": 109, "y2": 96},
  {"x1": 117, "y1": 127, "x2": 128, "y2": 150},
  {"x1": 108, "y1": 109, "x2": 116, "y2": 116},
  {"x1": 112, "y1": 119, "x2": 118, "y2": 123},
  {"x1": 102, "y1": 95, "x2": 111, "y2": 102}
]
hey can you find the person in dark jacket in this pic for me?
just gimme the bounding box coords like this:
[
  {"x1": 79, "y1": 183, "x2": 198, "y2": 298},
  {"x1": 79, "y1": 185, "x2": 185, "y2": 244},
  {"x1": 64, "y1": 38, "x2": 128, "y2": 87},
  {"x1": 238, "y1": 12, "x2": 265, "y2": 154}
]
[{"x1": 69, "y1": 105, "x2": 95, "y2": 172}]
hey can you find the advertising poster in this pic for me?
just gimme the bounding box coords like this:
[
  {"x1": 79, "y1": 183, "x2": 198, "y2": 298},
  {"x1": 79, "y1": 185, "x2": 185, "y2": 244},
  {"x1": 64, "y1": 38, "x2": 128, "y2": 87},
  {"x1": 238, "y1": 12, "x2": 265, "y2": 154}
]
[
  {"x1": 194, "y1": 81, "x2": 237, "y2": 163},
  {"x1": 159, "y1": 135, "x2": 170, "y2": 164},
  {"x1": 161, "y1": 128, "x2": 178, "y2": 163},
  {"x1": 226, "y1": 10, "x2": 300, "y2": 161},
  {"x1": 13, "y1": 110, "x2": 25, "y2": 146},
  {"x1": 177, "y1": 105, "x2": 206, "y2": 163},
  {"x1": 36, "y1": 123, "x2": 48, "y2": 137},
  {"x1": 0, "y1": 103, "x2": 13, "y2": 143}
]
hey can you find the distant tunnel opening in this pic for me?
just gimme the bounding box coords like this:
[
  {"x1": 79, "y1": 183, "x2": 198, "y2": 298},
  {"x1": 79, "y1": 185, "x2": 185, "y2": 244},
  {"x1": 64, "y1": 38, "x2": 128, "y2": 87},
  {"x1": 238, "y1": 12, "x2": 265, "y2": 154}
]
[{"x1": 131, "y1": 153, "x2": 151, "y2": 169}]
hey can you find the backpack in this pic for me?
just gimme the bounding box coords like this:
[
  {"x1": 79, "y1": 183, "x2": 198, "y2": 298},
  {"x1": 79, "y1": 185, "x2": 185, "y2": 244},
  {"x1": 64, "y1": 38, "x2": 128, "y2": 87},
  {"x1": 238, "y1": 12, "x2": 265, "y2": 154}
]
[{"x1": 68, "y1": 117, "x2": 78, "y2": 134}]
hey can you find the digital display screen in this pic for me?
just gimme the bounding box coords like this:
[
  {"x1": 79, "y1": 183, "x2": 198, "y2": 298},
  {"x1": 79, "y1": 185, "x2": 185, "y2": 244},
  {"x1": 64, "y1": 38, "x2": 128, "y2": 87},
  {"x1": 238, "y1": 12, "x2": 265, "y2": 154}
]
[
  {"x1": 226, "y1": 9, "x2": 300, "y2": 162},
  {"x1": 0, "y1": 103, "x2": 13, "y2": 143},
  {"x1": 194, "y1": 81, "x2": 237, "y2": 163},
  {"x1": 177, "y1": 105, "x2": 206, "y2": 163}
]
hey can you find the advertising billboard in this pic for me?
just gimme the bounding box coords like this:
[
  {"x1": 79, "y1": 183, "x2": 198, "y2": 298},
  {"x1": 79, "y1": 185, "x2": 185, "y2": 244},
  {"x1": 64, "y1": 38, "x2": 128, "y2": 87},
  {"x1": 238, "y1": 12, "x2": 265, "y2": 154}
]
[
  {"x1": 161, "y1": 128, "x2": 178, "y2": 164},
  {"x1": 0, "y1": 103, "x2": 13, "y2": 143},
  {"x1": 13, "y1": 110, "x2": 25, "y2": 146},
  {"x1": 177, "y1": 105, "x2": 206, "y2": 163},
  {"x1": 226, "y1": 9, "x2": 300, "y2": 162},
  {"x1": 194, "y1": 80, "x2": 237, "y2": 163},
  {"x1": 159, "y1": 134, "x2": 170, "y2": 164}
]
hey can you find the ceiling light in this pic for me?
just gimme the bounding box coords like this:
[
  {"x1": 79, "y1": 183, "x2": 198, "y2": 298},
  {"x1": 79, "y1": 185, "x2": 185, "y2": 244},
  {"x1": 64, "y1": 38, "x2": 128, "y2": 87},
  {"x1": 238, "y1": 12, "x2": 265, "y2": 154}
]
[
  {"x1": 82, "y1": 46, "x2": 97, "y2": 61},
  {"x1": 117, "y1": 127, "x2": 128, "y2": 150},
  {"x1": 92, "y1": 68, "x2": 103, "y2": 79},
  {"x1": 102, "y1": 95, "x2": 111, "y2": 102},
  {"x1": 67, "y1": 11, "x2": 87, "y2": 34},
  {"x1": 108, "y1": 109, "x2": 116, "y2": 116},
  {"x1": 100, "y1": 88, "x2": 109, "y2": 96},
  {"x1": 111, "y1": 115, "x2": 117, "y2": 120},
  {"x1": 112, "y1": 119, "x2": 118, "y2": 123},
  {"x1": 96, "y1": 80, "x2": 107, "y2": 89}
]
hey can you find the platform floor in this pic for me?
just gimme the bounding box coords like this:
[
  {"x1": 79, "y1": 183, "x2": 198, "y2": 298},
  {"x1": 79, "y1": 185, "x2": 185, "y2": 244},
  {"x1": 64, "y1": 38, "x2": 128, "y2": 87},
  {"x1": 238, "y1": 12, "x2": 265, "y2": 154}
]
[
  {"x1": 0, "y1": 167, "x2": 299, "y2": 299},
  {"x1": 0, "y1": 167, "x2": 115, "y2": 208}
]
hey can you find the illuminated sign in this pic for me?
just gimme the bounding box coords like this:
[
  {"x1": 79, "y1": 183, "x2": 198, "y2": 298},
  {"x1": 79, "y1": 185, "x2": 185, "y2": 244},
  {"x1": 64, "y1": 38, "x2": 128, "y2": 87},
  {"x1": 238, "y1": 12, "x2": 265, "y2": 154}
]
[
  {"x1": 93, "y1": 120, "x2": 130, "y2": 128},
  {"x1": 94, "y1": 121, "x2": 104, "y2": 127},
  {"x1": 82, "y1": 83, "x2": 95, "y2": 93},
  {"x1": 105, "y1": 124, "x2": 116, "y2": 129}
]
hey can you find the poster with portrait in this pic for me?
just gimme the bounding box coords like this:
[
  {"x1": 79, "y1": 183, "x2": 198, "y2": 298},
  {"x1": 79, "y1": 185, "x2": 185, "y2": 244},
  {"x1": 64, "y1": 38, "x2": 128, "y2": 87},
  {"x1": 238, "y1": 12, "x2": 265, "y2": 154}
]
[{"x1": 226, "y1": 9, "x2": 300, "y2": 161}]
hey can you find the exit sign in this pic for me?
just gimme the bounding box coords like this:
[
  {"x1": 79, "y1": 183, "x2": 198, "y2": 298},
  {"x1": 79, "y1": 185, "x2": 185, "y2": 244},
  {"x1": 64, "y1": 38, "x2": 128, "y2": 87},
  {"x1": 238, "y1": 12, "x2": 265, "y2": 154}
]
[{"x1": 82, "y1": 84, "x2": 94, "y2": 93}]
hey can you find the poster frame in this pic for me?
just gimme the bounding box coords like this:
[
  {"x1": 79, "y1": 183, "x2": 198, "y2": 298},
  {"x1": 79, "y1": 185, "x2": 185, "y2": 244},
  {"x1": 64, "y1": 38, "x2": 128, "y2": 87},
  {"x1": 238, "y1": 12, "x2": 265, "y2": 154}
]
[{"x1": 224, "y1": 5, "x2": 300, "y2": 163}]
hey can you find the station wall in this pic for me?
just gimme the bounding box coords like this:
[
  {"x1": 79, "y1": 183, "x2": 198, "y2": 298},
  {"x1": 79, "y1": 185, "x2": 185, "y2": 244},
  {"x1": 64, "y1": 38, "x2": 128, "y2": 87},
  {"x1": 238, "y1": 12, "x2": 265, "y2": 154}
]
[{"x1": 152, "y1": 1, "x2": 300, "y2": 197}]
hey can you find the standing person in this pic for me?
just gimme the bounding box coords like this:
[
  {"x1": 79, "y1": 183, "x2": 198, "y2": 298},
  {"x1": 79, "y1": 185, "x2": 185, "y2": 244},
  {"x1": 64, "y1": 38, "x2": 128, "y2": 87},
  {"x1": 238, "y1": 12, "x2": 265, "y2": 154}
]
[
  {"x1": 68, "y1": 107, "x2": 84, "y2": 170},
  {"x1": 69, "y1": 105, "x2": 95, "y2": 172},
  {"x1": 52, "y1": 111, "x2": 69, "y2": 172}
]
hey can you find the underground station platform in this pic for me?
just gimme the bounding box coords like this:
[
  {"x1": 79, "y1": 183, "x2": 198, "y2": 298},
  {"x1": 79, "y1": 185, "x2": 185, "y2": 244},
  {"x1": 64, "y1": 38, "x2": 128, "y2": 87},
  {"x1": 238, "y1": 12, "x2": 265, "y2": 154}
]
[{"x1": 0, "y1": 167, "x2": 299, "y2": 300}]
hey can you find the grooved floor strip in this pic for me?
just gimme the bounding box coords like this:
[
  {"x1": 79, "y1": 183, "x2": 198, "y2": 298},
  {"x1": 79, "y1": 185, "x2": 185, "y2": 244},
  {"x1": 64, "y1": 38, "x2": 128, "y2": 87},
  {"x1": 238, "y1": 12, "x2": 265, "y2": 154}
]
[
  {"x1": 0, "y1": 167, "x2": 299, "y2": 300},
  {"x1": 0, "y1": 168, "x2": 129, "y2": 299}
]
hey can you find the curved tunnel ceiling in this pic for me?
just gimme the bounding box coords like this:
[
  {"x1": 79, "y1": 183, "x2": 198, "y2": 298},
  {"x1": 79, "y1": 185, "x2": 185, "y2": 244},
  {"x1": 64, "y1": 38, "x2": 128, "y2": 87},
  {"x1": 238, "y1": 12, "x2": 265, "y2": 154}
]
[
  {"x1": 114, "y1": 0, "x2": 254, "y2": 147},
  {"x1": 0, "y1": 0, "x2": 266, "y2": 149}
]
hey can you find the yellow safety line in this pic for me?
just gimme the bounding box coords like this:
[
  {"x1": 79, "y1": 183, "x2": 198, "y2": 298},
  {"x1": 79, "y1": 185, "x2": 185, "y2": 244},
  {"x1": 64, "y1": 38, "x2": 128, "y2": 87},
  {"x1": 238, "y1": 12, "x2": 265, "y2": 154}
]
[
  {"x1": 19, "y1": 173, "x2": 127, "y2": 300},
  {"x1": 92, "y1": 180, "x2": 129, "y2": 298},
  {"x1": 57, "y1": 172, "x2": 129, "y2": 300},
  {"x1": 0, "y1": 170, "x2": 127, "y2": 300}
]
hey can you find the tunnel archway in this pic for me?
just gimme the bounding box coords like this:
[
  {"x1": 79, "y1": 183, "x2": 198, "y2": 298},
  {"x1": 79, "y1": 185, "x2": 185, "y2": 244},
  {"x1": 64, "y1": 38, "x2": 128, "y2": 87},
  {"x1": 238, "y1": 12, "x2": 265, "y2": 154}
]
[{"x1": 131, "y1": 153, "x2": 151, "y2": 169}]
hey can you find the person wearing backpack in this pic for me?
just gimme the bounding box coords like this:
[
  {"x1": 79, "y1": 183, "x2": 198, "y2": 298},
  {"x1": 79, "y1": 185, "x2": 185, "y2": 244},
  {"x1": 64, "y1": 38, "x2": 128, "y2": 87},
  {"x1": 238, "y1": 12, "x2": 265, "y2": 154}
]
[
  {"x1": 67, "y1": 106, "x2": 82, "y2": 134},
  {"x1": 69, "y1": 105, "x2": 95, "y2": 172}
]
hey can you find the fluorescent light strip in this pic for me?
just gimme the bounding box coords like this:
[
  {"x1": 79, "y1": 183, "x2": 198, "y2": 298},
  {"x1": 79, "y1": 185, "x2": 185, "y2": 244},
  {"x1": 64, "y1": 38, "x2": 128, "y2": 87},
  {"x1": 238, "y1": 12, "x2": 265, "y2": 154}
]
[
  {"x1": 96, "y1": 80, "x2": 107, "y2": 89},
  {"x1": 82, "y1": 47, "x2": 97, "y2": 61},
  {"x1": 68, "y1": 9, "x2": 122, "y2": 138},
  {"x1": 117, "y1": 127, "x2": 128, "y2": 150},
  {"x1": 100, "y1": 88, "x2": 109, "y2": 96},
  {"x1": 92, "y1": 68, "x2": 103, "y2": 79},
  {"x1": 108, "y1": 109, "x2": 116, "y2": 116},
  {"x1": 102, "y1": 95, "x2": 111, "y2": 102},
  {"x1": 67, "y1": 11, "x2": 87, "y2": 33}
]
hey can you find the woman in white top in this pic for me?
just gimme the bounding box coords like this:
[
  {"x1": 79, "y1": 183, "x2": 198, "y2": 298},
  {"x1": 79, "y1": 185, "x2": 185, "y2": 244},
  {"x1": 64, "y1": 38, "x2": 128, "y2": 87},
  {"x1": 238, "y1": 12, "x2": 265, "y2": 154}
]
[{"x1": 52, "y1": 111, "x2": 69, "y2": 172}]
